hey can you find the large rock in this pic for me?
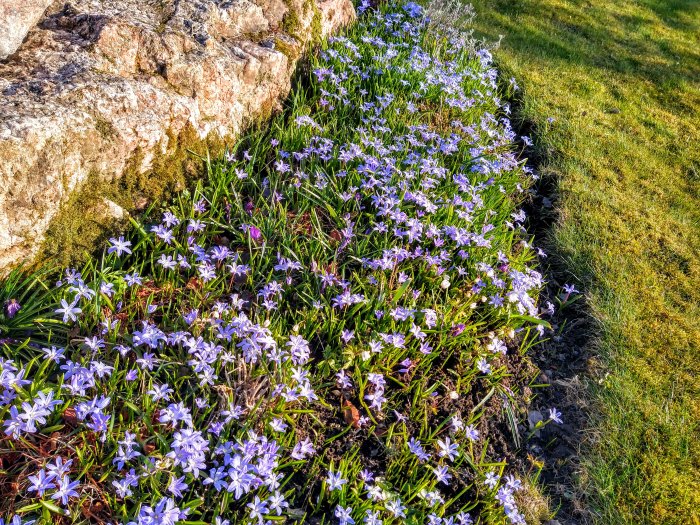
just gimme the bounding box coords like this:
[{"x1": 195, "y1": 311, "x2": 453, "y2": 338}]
[
  {"x1": 0, "y1": 0, "x2": 54, "y2": 59},
  {"x1": 0, "y1": 0, "x2": 355, "y2": 271}
]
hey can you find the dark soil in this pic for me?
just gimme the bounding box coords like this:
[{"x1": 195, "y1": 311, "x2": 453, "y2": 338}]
[{"x1": 514, "y1": 115, "x2": 596, "y2": 524}]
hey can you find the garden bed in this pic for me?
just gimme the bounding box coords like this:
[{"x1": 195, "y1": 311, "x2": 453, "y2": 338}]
[{"x1": 0, "y1": 3, "x2": 561, "y2": 524}]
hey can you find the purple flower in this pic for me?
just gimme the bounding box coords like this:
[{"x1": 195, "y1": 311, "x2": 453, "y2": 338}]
[
  {"x1": 86, "y1": 412, "x2": 111, "y2": 438},
  {"x1": 357, "y1": 0, "x2": 371, "y2": 14},
  {"x1": 465, "y1": 425, "x2": 480, "y2": 441},
  {"x1": 51, "y1": 475, "x2": 79, "y2": 506},
  {"x1": 386, "y1": 499, "x2": 407, "y2": 518},
  {"x1": 249, "y1": 225, "x2": 262, "y2": 241},
  {"x1": 55, "y1": 299, "x2": 81, "y2": 323},
  {"x1": 477, "y1": 358, "x2": 491, "y2": 375},
  {"x1": 403, "y1": 2, "x2": 423, "y2": 18},
  {"x1": 340, "y1": 329, "x2": 355, "y2": 344},
  {"x1": 286, "y1": 335, "x2": 311, "y2": 365},
  {"x1": 437, "y1": 437, "x2": 459, "y2": 462},
  {"x1": 123, "y1": 272, "x2": 143, "y2": 287},
  {"x1": 183, "y1": 309, "x2": 198, "y2": 326},
  {"x1": 136, "y1": 498, "x2": 182, "y2": 525},
  {"x1": 41, "y1": 346, "x2": 65, "y2": 363},
  {"x1": 203, "y1": 467, "x2": 227, "y2": 492},
  {"x1": 563, "y1": 284, "x2": 578, "y2": 295},
  {"x1": 335, "y1": 505, "x2": 355, "y2": 525},
  {"x1": 107, "y1": 236, "x2": 132, "y2": 257},
  {"x1": 4, "y1": 299, "x2": 20, "y2": 319},
  {"x1": 100, "y1": 282, "x2": 115, "y2": 297},
  {"x1": 112, "y1": 469, "x2": 139, "y2": 498},
  {"x1": 433, "y1": 465, "x2": 452, "y2": 485},
  {"x1": 291, "y1": 438, "x2": 315, "y2": 460},
  {"x1": 549, "y1": 407, "x2": 563, "y2": 424},
  {"x1": 268, "y1": 491, "x2": 289, "y2": 515},
  {"x1": 407, "y1": 437, "x2": 430, "y2": 461},
  {"x1": 242, "y1": 224, "x2": 262, "y2": 242},
  {"x1": 326, "y1": 470, "x2": 347, "y2": 491},
  {"x1": 46, "y1": 457, "x2": 72, "y2": 479},
  {"x1": 148, "y1": 383, "x2": 174, "y2": 403},
  {"x1": 270, "y1": 417, "x2": 288, "y2": 432},
  {"x1": 485, "y1": 471, "x2": 500, "y2": 488},
  {"x1": 168, "y1": 475, "x2": 189, "y2": 498},
  {"x1": 359, "y1": 469, "x2": 374, "y2": 484},
  {"x1": 246, "y1": 496, "x2": 268, "y2": 522},
  {"x1": 336, "y1": 370, "x2": 353, "y2": 389},
  {"x1": 27, "y1": 468, "x2": 56, "y2": 497},
  {"x1": 450, "y1": 323, "x2": 466, "y2": 337}
]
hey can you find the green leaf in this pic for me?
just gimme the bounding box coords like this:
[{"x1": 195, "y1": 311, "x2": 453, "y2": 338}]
[
  {"x1": 39, "y1": 499, "x2": 67, "y2": 515},
  {"x1": 15, "y1": 503, "x2": 42, "y2": 513},
  {"x1": 510, "y1": 313, "x2": 551, "y2": 328},
  {"x1": 392, "y1": 278, "x2": 412, "y2": 303}
]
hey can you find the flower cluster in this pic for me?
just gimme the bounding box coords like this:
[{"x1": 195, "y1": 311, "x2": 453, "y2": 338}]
[{"x1": 0, "y1": 3, "x2": 562, "y2": 524}]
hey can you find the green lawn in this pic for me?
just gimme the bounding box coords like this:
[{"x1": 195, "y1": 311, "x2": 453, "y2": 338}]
[{"x1": 466, "y1": 0, "x2": 700, "y2": 523}]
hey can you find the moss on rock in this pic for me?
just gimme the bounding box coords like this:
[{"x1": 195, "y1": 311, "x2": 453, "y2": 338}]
[
  {"x1": 38, "y1": 125, "x2": 228, "y2": 269},
  {"x1": 311, "y1": 2, "x2": 323, "y2": 45}
]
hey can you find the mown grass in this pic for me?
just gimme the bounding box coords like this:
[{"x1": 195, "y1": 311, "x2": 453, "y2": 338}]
[
  {"x1": 0, "y1": 4, "x2": 559, "y2": 524},
  {"x1": 467, "y1": 0, "x2": 700, "y2": 522}
]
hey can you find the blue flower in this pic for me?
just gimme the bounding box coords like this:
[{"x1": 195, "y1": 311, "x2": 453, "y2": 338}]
[
  {"x1": 326, "y1": 470, "x2": 347, "y2": 491},
  {"x1": 51, "y1": 475, "x2": 79, "y2": 506},
  {"x1": 55, "y1": 299, "x2": 81, "y2": 323},
  {"x1": 107, "y1": 236, "x2": 132, "y2": 256},
  {"x1": 27, "y1": 468, "x2": 56, "y2": 497}
]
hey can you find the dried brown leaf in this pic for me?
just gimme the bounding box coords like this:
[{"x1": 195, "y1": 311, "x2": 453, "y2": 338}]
[
  {"x1": 63, "y1": 407, "x2": 79, "y2": 427},
  {"x1": 342, "y1": 399, "x2": 360, "y2": 428}
]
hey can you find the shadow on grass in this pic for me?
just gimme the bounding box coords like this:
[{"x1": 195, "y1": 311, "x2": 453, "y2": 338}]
[{"x1": 469, "y1": 0, "x2": 700, "y2": 523}]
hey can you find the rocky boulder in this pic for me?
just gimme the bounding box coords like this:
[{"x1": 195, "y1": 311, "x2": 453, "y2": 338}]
[
  {"x1": 0, "y1": 0, "x2": 54, "y2": 59},
  {"x1": 0, "y1": 0, "x2": 355, "y2": 271}
]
